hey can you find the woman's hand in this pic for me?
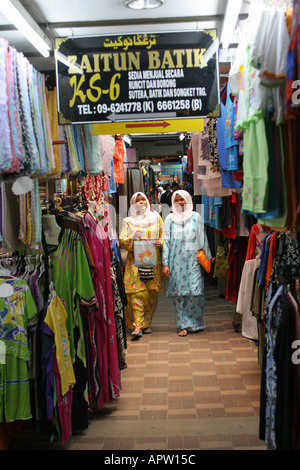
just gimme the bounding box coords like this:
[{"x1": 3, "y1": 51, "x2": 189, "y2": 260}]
[
  {"x1": 153, "y1": 239, "x2": 162, "y2": 247},
  {"x1": 132, "y1": 229, "x2": 143, "y2": 239},
  {"x1": 162, "y1": 266, "x2": 170, "y2": 278}
]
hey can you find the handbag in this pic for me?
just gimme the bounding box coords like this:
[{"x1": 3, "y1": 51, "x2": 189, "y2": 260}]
[
  {"x1": 197, "y1": 249, "x2": 215, "y2": 273},
  {"x1": 134, "y1": 240, "x2": 157, "y2": 268},
  {"x1": 213, "y1": 245, "x2": 229, "y2": 278},
  {"x1": 138, "y1": 267, "x2": 154, "y2": 280}
]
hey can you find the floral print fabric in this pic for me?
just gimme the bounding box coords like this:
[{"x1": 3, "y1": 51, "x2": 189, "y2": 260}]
[
  {"x1": 162, "y1": 212, "x2": 211, "y2": 297},
  {"x1": 120, "y1": 216, "x2": 164, "y2": 295}
]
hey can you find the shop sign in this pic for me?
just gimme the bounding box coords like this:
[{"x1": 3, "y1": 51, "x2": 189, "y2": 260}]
[
  {"x1": 92, "y1": 117, "x2": 204, "y2": 135},
  {"x1": 55, "y1": 30, "x2": 220, "y2": 125},
  {"x1": 160, "y1": 163, "x2": 182, "y2": 176}
]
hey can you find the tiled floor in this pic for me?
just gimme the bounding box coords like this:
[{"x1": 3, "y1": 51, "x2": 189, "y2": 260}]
[{"x1": 65, "y1": 281, "x2": 266, "y2": 451}]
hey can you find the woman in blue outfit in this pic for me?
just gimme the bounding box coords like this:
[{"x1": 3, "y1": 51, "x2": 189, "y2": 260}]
[{"x1": 162, "y1": 190, "x2": 212, "y2": 336}]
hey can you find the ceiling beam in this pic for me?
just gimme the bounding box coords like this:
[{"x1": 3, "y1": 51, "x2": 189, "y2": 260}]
[{"x1": 0, "y1": 13, "x2": 248, "y2": 31}]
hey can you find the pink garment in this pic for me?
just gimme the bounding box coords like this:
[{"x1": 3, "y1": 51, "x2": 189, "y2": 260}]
[
  {"x1": 99, "y1": 135, "x2": 115, "y2": 176},
  {"x1": 53, "y1": 356, "x2": 73, "y2": 447},
  {"x1": 236, "y1": 257, "x2": 260, "y2": 340},
  {"x1": 83, "y1": 212, "x2": 121, "y2": 406},
  {"x1": 5, "y1": 45, "x2": 20, "y2": 173}
]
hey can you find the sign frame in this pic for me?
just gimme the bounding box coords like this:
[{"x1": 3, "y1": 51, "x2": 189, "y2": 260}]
[{"x1": 55, "y1": 30, "x2": 220, "y2": 126}]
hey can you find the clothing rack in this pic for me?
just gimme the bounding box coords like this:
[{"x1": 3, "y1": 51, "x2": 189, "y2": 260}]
[{"x1": 123, "y1": 161, "x2": 139, "y2": 166}]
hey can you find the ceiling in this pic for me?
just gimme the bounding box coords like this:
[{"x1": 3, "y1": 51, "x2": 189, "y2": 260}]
[
  {"x1": 0, "y1": 0, "x2": 250, "y2": 162},
  {"x1": 0, "y1": 0, "x2": 250, "y2": 71}
]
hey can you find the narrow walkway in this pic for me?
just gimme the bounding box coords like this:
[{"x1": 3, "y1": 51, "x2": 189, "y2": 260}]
[{"x1": 66, "y1": 282, "x2": 266, "y2": 451}]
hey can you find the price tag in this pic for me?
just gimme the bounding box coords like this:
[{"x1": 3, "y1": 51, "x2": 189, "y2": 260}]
[
  {"x1": 0, "y1": 283, "x2": 14, "y2": 298},
  {"x1": 0, "y1": 340, "x2": 6, "y2": 365}
]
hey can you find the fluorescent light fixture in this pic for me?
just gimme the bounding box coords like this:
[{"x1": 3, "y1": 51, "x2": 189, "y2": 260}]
[
  {"x1": 201, "y1": 40, "x2": 219, "y2": 68},
  {"x1": 221, "y1": 0, "x2": 243, "y2": 49},
  {"x1": 0, "y1": 0, "x2": 52, "y2": 57},
  {"x1": 125, "y1": 0, "x2": 165, "y2": 10},
  {"x1": 56, "y1": 51, "x2": 83, "y2": 74},
  {"x1": 123, "y1": 134, "x2": 132, "y2": 146}
]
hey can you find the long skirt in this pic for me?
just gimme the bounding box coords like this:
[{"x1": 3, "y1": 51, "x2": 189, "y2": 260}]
[
  {"x1": 125, "y1": 289, "x2": 159, "y2": 330},
  {"x1": 172, "y1": 295, "x2": 205, "y2": 332}
]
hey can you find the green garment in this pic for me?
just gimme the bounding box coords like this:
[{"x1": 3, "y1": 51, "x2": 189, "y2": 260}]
[
  {"x1": 243, "y1": 118, "x2": 269, "y2": 214},
  {"x1": 51, "y1": 229, "x2": 97, "y2": 366}
]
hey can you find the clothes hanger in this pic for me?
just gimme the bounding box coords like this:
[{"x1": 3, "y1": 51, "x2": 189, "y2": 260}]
[{"x1": 0, "y1": 259, "x2": 11, "y2": 277}]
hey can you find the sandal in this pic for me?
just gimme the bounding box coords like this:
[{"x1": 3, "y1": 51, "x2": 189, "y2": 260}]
[
  {"x1": 143, "y1": 327, "x2": 152, "y2": 334},
  {"x1": 131, "y1": 328, "x2": 143, "y2": 337},
  {"x1": 178, "y1": 329, "x2": 188, "y2": 337}
]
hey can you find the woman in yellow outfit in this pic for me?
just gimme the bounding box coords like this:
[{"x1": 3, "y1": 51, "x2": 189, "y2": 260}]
[{"x1": 120, "y1": 192, "x2": 164, "y2": 337}]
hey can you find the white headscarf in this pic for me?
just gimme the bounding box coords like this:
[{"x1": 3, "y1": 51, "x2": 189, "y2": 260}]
[
  {"x1": 124, "y1": 192, "x2": 159, "y2": 227},
  {"x1": 169, "y1": 190, "x2": 194, "y2": 225}
]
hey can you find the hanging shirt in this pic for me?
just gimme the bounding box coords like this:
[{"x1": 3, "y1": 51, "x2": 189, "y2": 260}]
[
  {"x1": 113, "y1": 138, "x2": 125, "y2": 184},
  {"x1": 0, "y1": 276, "x2": 37, "y2": 361},
  {"x1": 51, "y1": 229, "x2": 97, "y2": 364},
  {"x1": 44, "y1": 295, "x2": 76, "y2": 396}
]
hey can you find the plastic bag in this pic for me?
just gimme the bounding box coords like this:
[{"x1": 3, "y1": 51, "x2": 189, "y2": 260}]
[
  {"x1": 197, "y1": 249, "x2": 214, "y2": 273},
  {"x1": 134, "y1": 240, "x2": 157, "y2": 268},
  {"x1": 213, "y1": 246, "x2": 229, "y2": 278}
]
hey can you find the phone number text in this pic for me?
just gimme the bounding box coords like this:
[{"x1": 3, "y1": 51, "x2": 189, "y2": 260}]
[{"x1": 77, "y1": 99, "x2": 202, "y2": 116}]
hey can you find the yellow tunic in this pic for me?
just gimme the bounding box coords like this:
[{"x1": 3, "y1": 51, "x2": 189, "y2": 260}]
[{"x1": 120, "y1": 215, "x2": 165, "y2": 295}]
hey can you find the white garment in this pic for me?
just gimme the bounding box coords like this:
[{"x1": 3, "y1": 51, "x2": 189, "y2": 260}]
[
  {"x1": 250, "y1": 7, "x2": 289, "y2": 86},
  {"x1": 192, "y1": 129, "x2": 217, "y2": 181},
  {"x1": 99, "y1": 134, "x2": 115, "y2": 176},
  {"x1": 236, "y1": 257, "x2": 260, "y2": 340},
  {"x1": 229, "y1": 4, "x2": 288, "y2": 130}
]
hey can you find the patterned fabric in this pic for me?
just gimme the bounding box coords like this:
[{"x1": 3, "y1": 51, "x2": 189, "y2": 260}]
[
  {"x1": 207, "y1": 117, "x2": 220, "y2": 169},
  {"x1": 162, "y1": 212, "x2": 211, "y2": 332},
  {"x1": 285, "y1": 1, "x2": 300, "y2": 114},
  {"x1": 263, "y1": 283, "x2": 283, "y2": 450},
  {"x1": 0, "y1": 277, "x2": 36, "y2": 360},
  {"x1": 138, "y1": 267, "x2": 154, "y2": 280},
  {"x1": 0, "y1": 277, "x2": 37, "y2": 423},
  {"x1": 271, "y1": 231, "x2": 300, "y2": 284},
  {"x1": 172, "y1": 295, "x2": 205, "y2": 332},
  {"x1": 120, "y1": 216, "x2": 164, "y2": 295},
  {"x1": 111, "y1": 264, "x2": 127, "y2": 370},
  {"x1": 162, "y1": 212, "x2": 211, "y2": 297},
  {"x1": 125, "y1": 290, "x2": 158, "y2": 330}
]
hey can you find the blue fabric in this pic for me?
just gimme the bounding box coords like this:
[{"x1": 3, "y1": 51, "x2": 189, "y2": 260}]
[
  {"x1": 201, "y1": 195, "x2": 223, "y2": 230},
  {"x1": 217, "y1": 102, "x2": 242, "y2": 189},
  {"x1": 257, "y1": 233, "x2": 272, "y2": 288},
  {"x1": 162, "y1": 212, "x2": 211, "y2": 297},
  {"x1": 172, "y1": 295, "x2": 205, "y2": 332}
]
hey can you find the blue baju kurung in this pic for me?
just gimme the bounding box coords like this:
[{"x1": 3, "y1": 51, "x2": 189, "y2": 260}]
[{"x1": 162, "y1": 212, "x2": 211, "y2": 332}]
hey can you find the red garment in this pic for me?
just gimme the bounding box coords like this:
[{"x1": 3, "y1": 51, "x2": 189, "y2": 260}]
[
  {"x1": 222, "y1": 194, "x2": 237, "y2": 240},
  {"x1": 53, "y1": 356, "x2": 73, "y2": 447},
  {"x1": 113, "y1": 138, "x2": 125, "y2": 183},
  {"x1": 187, "y1": 140, "x2": 193, "y2": 175},
  {"x1": 226, "y1": 237, "x2": 248, "y2": 303},
  {"x1": 82, "y1": 174, "x2": 108, "y2": 205},
  {"x1": 245, "y1": 223, "x2": 268, "y2": 261}
]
